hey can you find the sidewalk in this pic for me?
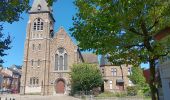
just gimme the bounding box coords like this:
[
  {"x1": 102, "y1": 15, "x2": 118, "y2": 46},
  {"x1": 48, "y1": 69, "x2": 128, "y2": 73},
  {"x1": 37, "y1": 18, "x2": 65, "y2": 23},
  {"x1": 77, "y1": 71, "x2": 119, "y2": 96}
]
[{"x1": 0, "y1": 94, "x2": 81, "y2": 100}]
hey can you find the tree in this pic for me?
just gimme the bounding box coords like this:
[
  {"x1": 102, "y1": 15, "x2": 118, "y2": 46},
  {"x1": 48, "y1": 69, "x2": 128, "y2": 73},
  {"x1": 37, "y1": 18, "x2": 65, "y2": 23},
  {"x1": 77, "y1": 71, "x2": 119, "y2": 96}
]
[
  {"x1": 0, "y1": 0, "x2": 30, "y2": 64},
  {"x1": 128, "y1": 66, "x2": 150, "y2": 95},
  {"x1": 70, "y1": 63, "x2": 103, "y2": 94},
  {"x1": 70, "y1": 0, "x2": 170, "y2": 99}
]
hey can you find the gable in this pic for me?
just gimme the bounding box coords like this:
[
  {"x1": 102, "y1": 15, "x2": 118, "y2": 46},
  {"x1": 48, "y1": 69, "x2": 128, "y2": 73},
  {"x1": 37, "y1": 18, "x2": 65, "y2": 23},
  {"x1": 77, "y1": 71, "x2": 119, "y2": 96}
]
[{"x1": 53, "y1": 27, "x2": 76, "y2": 48}]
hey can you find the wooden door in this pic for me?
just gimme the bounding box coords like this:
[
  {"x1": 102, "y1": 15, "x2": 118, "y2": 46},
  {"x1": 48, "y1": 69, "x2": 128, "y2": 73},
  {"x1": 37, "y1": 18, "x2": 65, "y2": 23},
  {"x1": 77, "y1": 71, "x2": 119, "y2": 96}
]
[{"x1": 56, "y1": 80, "x2": 65, "y2": 93}]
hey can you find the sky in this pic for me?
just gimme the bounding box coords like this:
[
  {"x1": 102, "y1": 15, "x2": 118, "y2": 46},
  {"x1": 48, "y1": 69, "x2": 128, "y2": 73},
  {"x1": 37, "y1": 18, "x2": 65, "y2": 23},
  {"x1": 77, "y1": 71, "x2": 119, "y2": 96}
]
[{"x1": 2, "y1": 0, "x2": 149, "y2": 68}]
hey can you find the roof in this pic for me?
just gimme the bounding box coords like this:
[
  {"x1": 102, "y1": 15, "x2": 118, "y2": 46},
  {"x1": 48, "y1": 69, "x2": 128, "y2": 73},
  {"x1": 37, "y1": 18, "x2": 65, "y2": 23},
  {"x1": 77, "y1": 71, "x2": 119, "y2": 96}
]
[
  {"x1": 100, "y1": 55, "x2": 112, "y2": 66},
  {"x1": 0, "y1": 72, "x2": 12, "y2": 78},
  {"x1": 82, "y1": 53, "x2": 98, "y2": 64},
  {"x1": 10, "y1": 65, "x2": 22, "y2": 69},
  {"x1": 154, "y1": 27, "x2": 170, "y2": 41},
  {"x1": 29, "y1": 0, "x2": 52, "y2": 13}
]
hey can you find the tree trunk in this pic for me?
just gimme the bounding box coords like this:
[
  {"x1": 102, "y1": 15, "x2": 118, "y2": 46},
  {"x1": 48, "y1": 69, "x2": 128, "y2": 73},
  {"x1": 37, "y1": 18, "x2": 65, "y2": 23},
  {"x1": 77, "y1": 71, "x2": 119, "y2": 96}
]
[
  {"x1": 149, "y1": 59, "x2": 157, "y2": 100},
  {"x1": 120, "y1": 65, "x2": 124, "y2": 80},
  {"x1": 120, "y1": 65, "x2": 124, "y2": 90}
]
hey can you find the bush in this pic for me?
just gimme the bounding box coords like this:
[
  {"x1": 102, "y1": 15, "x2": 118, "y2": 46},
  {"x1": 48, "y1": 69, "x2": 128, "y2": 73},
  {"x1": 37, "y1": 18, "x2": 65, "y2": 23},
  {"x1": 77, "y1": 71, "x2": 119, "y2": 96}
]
[
  {"x1": 70, "y1": 63, "x2": 103, "y2": 95},
  {"x1": 127, "y1": 86, "x2": 138, "y2": 96}
]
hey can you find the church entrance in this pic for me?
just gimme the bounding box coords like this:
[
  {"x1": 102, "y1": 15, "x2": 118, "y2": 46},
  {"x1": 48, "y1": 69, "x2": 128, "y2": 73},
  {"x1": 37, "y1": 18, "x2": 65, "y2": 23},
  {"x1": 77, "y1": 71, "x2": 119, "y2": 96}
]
[{"x1": 55, "y1": 79, "x2": 65, "y2": 94}]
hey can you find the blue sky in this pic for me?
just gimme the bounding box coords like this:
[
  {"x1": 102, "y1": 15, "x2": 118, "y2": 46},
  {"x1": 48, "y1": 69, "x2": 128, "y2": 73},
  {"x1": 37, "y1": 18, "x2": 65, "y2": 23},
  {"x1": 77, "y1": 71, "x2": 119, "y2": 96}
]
[
  {"x1": 2, "y1": 0, "x2": 76, "y2": 67},
  {"x1": 2, "y1": 0, "x2": 149, "y2": 68}
]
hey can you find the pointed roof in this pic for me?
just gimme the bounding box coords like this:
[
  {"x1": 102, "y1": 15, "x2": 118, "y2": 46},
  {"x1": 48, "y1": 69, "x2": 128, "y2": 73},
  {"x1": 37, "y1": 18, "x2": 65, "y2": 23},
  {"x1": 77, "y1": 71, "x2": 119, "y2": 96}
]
[
  {"x1": 29, "y1": 0, "x2": 52, "y2": 13},
  {"x1": 100, "y1": 55, "x2": 112, "y2": 66}
]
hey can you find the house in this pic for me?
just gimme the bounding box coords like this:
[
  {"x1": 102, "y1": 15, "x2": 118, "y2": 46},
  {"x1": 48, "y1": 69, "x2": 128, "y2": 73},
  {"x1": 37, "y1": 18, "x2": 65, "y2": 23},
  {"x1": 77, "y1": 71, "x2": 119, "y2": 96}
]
[
  {"x1": 100, "y1": 55, "x2": 133, "y2": 92},
  {"x1": 0, "y1": 65, "x2": 21, "y2": 94},
  {"x1": 0, "y1": 68, "x2": 13, "y2": 91},
  {"x1": 8, "y1": 65, "x2": 22, "y2": 93}
]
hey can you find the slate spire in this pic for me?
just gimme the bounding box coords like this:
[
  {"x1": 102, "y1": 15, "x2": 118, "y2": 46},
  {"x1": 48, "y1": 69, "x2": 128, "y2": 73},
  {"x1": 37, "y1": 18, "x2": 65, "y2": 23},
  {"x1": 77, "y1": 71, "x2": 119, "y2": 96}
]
[{"x1": 29, "y1": 0, "x2": 52, "y2": 13}]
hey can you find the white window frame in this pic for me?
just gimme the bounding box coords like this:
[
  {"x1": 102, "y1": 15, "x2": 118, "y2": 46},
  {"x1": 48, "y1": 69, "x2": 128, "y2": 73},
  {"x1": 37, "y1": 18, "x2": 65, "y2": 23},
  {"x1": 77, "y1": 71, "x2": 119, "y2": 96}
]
[{"x1": 109, "y1": 80, "x2": 113, "y2": 89}]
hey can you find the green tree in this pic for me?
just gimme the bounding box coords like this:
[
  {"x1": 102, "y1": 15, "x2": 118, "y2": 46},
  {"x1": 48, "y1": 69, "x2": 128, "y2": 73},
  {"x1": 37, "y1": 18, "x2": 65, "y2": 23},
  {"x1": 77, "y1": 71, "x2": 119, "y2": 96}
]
[
  {"x1": 0, "y1": 0, "x2": 30, "y2": 63},
  {"x1": 128, "y1": 67, "x2": 150, "y2": 95},
  {"x1": 70, "y1": 0, "x2": 170, "y2": 99},
  {"x1": 70, "y1": 63, "x2": 103, "y2": 94}
]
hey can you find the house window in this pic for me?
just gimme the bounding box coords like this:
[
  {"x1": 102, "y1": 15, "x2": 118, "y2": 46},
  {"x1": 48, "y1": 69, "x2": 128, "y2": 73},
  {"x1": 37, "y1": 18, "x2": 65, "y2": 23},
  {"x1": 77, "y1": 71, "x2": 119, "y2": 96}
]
[
  {"x1": 109, "y1": 80, "x2": 113, "y2": 89},
  {"x1": 102, "y1": 68, "x2": 104, "y2": 75},
  {"x1": 55, "y1": 48, "x2": 68, "y2": 71},
  {"x1": 111, "y1": 68, "x2": 117, "y2": 76},
  {"x1": 33, "y1": 18, "x2": 44, "y2": 31},
  {"x1": 128, "y1": 67, "x2": 131, "y2": 75},
  {"x1": 128, "y1": 80, "x2": 133, "y2": 86}
]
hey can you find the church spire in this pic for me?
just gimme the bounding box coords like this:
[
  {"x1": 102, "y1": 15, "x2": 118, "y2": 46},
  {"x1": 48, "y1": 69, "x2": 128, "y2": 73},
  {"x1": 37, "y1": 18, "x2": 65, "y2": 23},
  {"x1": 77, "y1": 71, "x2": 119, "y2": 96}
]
[{"x1": 29, "y1": 0, "x2": 52, "y2": 13}]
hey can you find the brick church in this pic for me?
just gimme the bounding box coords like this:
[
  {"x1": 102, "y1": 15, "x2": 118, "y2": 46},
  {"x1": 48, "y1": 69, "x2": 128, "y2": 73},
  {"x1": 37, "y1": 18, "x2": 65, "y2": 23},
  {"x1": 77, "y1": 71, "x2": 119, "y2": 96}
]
[{"x1": 20, "y1": 0, "x2": 98, "y2": 95}]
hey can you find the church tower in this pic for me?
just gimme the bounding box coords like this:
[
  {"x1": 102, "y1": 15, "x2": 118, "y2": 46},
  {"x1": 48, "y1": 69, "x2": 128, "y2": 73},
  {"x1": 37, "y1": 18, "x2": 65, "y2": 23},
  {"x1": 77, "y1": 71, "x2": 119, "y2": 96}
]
[{"x1": 20, "y1": 0, "x2": 55, "y2": 95}]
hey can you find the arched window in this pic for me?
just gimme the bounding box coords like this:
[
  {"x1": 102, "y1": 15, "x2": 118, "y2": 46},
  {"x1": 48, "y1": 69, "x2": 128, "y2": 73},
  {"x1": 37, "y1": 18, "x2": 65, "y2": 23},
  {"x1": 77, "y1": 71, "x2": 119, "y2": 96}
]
[
  {"x1": 38, "y1": 44, "x2": 41, "y2": 50},
  {"x1": 55, "y1": 48, "x2": 68, "y2": 71},
  {"x1": 33, "y1": 77, "x2": 36, "y2": 85},
  {"x1": 31, "y1": 59, "x2": 34, "y2": 66},
  {"x1": 37, "y1": 59, "x2": 40, "y2": 67},
  {"x1": 55, "y1": 54, "x2": 58, "y2": 70},
  {"x1": 36, "y1": 78, "x2": 39, "y2": 85},
  {"x1": 64, "y1": 53, "x2": 68, "y2": 70},
  {"x1": 33, "y1": 18, "x2": 44, "y2": 31},
  {"x1": 30, "y1": 78, "x2": 32, "y2": 85},
  {"x1": 32, "y1": 44, "x2": 35, "y2": 50},
  {"x1": 59, "y1": 56, "x2": 63, "y2": 70}
]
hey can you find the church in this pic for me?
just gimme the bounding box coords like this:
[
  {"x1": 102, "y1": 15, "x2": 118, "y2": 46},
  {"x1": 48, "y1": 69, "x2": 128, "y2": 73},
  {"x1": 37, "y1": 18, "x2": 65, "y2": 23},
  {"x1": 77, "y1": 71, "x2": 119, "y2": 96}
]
[{"x1": 20, "y1": 0, "x2": 98, "y2": 95}]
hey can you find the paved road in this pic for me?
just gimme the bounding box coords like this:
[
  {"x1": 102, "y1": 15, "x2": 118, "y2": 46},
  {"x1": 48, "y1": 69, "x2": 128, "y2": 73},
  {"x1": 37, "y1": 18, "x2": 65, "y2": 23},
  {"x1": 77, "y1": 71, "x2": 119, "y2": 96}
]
[{"x1": 0, "y1": 94, "x2": 81, "y2": 100}]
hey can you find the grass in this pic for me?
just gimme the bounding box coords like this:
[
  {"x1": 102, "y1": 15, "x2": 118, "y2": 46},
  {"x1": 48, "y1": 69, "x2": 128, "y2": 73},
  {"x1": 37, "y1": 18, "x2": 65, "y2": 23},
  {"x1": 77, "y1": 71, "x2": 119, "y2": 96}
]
[
  {"x1": 97, "y1": 91, "x2": 151, "y2": 100},
  {"x1": 97, "y1": 91, "x2": 126, "y2": 97}
]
